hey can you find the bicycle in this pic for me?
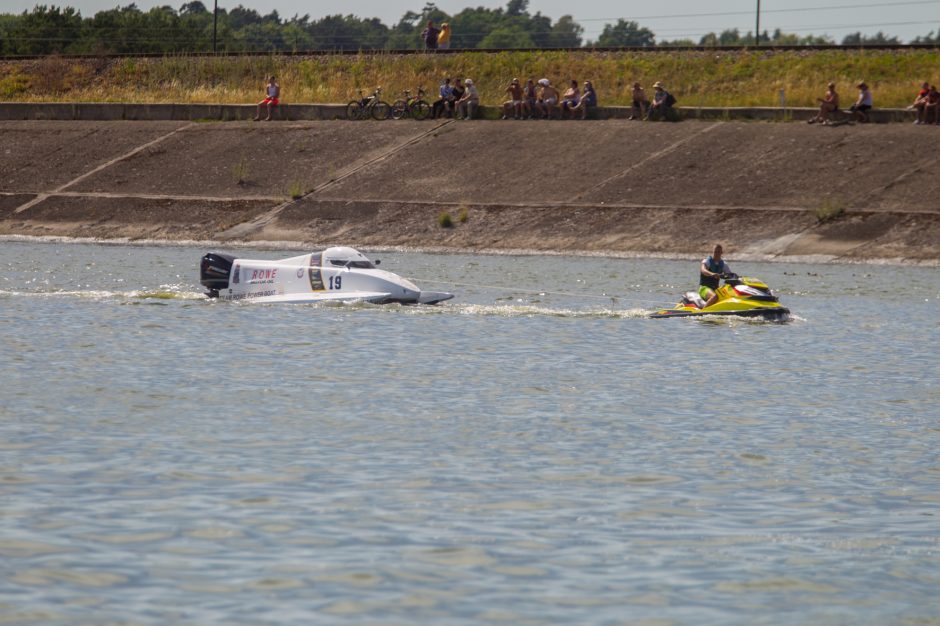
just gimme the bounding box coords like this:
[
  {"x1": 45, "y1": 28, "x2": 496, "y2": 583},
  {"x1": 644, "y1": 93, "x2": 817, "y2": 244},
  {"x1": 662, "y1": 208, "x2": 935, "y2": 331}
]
[
  {"x1": 346, "y1": 88, "x2": 391, "y2": 121},
  {"x1": 390, "y1": 87, "x2": 431, "y2": 121}
]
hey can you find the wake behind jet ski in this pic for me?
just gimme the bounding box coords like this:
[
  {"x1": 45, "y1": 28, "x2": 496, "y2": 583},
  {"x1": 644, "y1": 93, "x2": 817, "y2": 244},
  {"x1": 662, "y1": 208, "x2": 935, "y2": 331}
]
[
  {"x1": 199, "y1": 246, "x2": 453, "y2": 305},
  {"x1": 651, "y1": 273, "x2": 790, "y2": 320}
]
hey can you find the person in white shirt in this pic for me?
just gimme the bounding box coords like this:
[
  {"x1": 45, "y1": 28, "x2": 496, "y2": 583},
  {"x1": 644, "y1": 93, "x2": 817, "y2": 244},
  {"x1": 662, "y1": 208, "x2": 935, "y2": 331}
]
[
  {"x1": 456, "y1": 78, "x2": 479, "y2": 119},
  {"x1": 849, "y1": 81, "x2": 873, "y2": 123}
]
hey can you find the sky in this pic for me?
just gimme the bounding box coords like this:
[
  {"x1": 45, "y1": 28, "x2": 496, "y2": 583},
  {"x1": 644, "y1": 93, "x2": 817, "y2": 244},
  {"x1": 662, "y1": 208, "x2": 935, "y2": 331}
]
[{"x1": 3, "y1": 0, "x2": 938, "y2": 42}]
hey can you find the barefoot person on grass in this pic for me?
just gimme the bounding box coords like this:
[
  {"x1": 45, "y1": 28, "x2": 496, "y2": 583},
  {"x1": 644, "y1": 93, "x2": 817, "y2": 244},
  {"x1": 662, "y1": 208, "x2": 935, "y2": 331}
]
[{"x1": 254, "y1": 75, "x2": 280, "y2": 121}]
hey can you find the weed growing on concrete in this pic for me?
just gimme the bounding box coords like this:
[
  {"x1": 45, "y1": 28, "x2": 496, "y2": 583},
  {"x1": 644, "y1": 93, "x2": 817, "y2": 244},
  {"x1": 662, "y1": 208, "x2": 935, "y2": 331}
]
[
  {"x1": 438, "y1": 211, "x2": 454, "y2": 228},
  {"x1": 232, "y1": 157, "x2": 250, "y2": 185},
  {"x1": 457, "y1": 206, "x2": 469, "y2": 223},
  {"x1": 288, "y1": 180, "x2": 304, "y2": 199},
  {"x1": 815, "y1": 198, "x2": 845, "y2": 223}
]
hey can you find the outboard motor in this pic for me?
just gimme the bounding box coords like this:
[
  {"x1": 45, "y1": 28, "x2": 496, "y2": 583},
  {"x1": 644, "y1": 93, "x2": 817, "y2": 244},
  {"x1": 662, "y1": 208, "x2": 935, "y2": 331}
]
[{"x1": 200, "y1": 252, "x2": 236, "y2": 297}]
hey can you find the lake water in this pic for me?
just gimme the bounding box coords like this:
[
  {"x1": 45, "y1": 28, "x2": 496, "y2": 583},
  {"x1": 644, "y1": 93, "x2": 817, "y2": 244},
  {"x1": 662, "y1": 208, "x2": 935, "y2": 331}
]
[{"x1": 1, "y1": 240, "x2": 938, "y2": 625}]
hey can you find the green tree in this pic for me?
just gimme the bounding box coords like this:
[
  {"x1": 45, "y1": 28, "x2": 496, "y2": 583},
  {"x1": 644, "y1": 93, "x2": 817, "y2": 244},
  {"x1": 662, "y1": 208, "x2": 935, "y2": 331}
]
[
  {"x1": 912, "y1": 27, "x2": 940, "y2": 43},
  {"x1": 7, "y1": 5, "x2": 85, "y2": 55},
  {"x1": 478, "y1": 25, "x2": 534, "y2": 48},
  {"x1": 842, "y1": 31, "x2": 900, "y2": 45},
  {"x1": 596, "y1": 19, "x2": 655, "y2": 47},
  {"x1": 548, "y1": 15, "x2": 582, "y2": 48}
]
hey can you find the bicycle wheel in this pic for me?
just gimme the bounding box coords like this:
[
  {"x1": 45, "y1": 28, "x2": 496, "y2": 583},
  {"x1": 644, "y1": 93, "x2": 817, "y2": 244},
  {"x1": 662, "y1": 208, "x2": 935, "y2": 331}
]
[
  {"x1": 346, "y1": 101, "x2": 363, "y2": 120},
  {"x1": 390, "y1": 100, "x2": 409, "y2": 120},
  {"x1": 371, "y1": 101, "x2": 391, "y2": 120},
  {"x1": 411, "y1": 100, "x2": 431, "y2": 120}
]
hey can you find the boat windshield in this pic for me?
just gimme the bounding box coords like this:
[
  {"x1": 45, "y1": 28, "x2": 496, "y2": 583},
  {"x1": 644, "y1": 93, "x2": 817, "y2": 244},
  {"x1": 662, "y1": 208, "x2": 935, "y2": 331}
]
[{"x1": 328, "y1": 259, "x2": 374, "y2": 269}]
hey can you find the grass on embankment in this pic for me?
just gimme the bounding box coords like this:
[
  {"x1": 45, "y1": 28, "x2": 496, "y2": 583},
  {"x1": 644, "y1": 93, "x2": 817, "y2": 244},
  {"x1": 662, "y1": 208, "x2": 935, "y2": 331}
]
[{"x1": 2, "y1": 49, "x2": 938, "y2": 108}]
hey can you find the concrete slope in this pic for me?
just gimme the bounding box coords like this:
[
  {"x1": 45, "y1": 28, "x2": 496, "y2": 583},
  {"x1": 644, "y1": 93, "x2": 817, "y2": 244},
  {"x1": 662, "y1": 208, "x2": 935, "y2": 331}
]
[{"x1": 1, "y1": 120, "x2": 939, "y2": 262}]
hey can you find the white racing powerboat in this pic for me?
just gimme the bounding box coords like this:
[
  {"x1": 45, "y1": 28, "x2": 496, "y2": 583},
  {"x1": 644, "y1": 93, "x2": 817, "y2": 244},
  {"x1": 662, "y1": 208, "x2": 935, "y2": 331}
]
[{"x1": 199, "y1": 246, "x2": 453, "y2": 305}]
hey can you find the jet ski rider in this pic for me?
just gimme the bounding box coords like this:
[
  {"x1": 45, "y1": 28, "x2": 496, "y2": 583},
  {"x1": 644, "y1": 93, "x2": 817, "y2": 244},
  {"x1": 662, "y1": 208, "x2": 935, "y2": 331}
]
[{"x1": 699, "y1": 244, "x2": 731, "y2": 308}]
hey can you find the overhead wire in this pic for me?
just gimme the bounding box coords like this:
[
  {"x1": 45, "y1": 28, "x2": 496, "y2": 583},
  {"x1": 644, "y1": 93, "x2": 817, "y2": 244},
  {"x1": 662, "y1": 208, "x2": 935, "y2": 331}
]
[{"x1": 3, "y1": 0, "x2": 937, "y2": 40}]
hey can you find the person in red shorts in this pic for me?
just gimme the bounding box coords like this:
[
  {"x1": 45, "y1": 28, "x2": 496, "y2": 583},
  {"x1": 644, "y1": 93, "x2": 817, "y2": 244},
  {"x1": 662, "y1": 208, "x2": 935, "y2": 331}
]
[
  {"x1": 911, "y1": 81, "x2": 929, "y2": 124},
  {"x1": 254, "y1": 75, "x2": 280, "y2": 121}
]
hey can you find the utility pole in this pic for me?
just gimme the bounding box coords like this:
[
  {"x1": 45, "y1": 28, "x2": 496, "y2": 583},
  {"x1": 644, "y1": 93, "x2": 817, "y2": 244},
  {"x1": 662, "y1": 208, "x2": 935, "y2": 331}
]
[
  {"x1": 213, "y1": 0, "x2": 218, "y2": 53},
  {"x1": 755, "y1": 0, "x2": 761, "y2": 46}
]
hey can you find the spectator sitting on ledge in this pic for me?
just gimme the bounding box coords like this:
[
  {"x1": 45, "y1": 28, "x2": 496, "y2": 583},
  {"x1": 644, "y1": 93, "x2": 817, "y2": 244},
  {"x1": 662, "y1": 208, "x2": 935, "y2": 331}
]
[
  {"x1": 456, "y1": 78, "x2": 479, "y2": 119},
  {"x1": 629, "y1": 81, "x2": 648, "y2": 120},
  {"x1": 911, "y1": 81, "x2": 930, "y2": 124},
  {"x1": 253, "y1": 75, "x2": 279, "y2": 122},
  {"x1": 645, "y1": 82, "x2": 676, "y2": 121},
  {"x1": 926, "y1": 85, "x2": 940, "y2": 124},
  {"x1": 561, "y1": 79, "x2": 580, "y2": 117},
  {"x1": 502, "y1": 78, "x2": 524, "y2": 120},
  {"x1": 537, "y1": 79, "x2": 559, "y2": 119},
  {"x1": 849, "y1": 81, "x2": 873, "y2": 123},
  {"x1": 432, "y1": 77, "x2": 453, "y2": 119},
  {"x1": 569, "y1": 80, "x2": 597, "y2": 120},
  {"x1": 522, "y1": 79, "x2": 538, "y2": 119},
  {"x1": 808, "y1": 82, "x2": 839, "y2": 125}
]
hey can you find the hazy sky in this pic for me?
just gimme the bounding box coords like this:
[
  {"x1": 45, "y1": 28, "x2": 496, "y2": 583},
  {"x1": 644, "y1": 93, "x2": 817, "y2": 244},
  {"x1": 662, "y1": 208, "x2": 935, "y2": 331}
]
[{"x1": 3, "y1": 0, "x2": 938, "y2": 42}]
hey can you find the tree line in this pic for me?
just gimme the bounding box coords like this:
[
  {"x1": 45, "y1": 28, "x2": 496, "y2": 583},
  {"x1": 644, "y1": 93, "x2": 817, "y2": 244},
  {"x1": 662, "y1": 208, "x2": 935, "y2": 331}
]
[{"x1": 1, "y1": 0, "x2": 938, "y2": 56}]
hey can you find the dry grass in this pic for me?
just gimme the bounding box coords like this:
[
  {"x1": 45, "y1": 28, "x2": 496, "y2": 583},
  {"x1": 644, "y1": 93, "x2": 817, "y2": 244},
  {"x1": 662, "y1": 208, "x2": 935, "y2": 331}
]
[{"x1": 2, "y1": 49, "x2": 938, "y2": 108}]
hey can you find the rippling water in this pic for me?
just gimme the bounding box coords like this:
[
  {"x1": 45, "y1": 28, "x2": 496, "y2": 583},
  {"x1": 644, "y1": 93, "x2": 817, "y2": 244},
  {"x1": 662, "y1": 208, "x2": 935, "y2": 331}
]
[{"x1": 1, "y1": 240, "x2": 939, "y2": 625}]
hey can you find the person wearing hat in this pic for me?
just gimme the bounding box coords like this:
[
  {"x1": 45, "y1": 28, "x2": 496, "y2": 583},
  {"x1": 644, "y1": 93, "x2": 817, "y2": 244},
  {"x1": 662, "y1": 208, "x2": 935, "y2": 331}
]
[
  {"x1": 849, "y1": 81, "x2": 873, "y2": 123},
  {"x1": 645, "y1": 81, "x2": 676, "y2": 121},
  {"x1": 808, "y1": 82, "x2": 839, "y2": 125},
  {"x1": 502, "y1": 78, "x2": 524, "y2": 119},
  {"x1": 536, "y1": 79, "x2": 559, "y2": 119},
  {"x1": 456, "y1": 78, "x2": 479, "y2": 119}
]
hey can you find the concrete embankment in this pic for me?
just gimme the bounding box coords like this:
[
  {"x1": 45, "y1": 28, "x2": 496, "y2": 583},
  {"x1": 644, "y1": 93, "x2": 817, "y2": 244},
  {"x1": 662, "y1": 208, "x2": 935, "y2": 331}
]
[{"x1": 1, "y1": 116, "x2": 938, "y2": 263}]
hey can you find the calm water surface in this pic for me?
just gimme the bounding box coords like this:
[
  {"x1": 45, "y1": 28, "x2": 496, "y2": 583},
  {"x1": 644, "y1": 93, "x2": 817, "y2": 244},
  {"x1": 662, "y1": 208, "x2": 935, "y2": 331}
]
[{"x1": 1, "y1": 241, "x2": 939, "y2": 625}]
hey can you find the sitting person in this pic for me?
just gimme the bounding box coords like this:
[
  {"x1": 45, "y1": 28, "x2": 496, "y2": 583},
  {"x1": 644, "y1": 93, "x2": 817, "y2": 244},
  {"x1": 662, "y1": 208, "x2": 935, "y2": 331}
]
[
  {"x1": 699, "y1": 244, "x2": 732, "y2": 309},
  {"x1": 911, "y1": 81, "x2": 930, "y2": 124},
  {"x1": 449, "y1": 78, "x2": 465, "y2": 118},
  {"x1": 926, "y1": 85, "x2": 940, "y2": 124},
  {"x1": 431, "y1": 77, "x2": 453, "y2": 119},
  {"x1": 561, "y1": 79, "x2": 580, "y2": 118},
  {"x1": 569, "y1": 80, "x2": 597, "y2": 120},
  {"x1": 253, "y1": 75, "x2": 280, "y2": 121},
  {"x1": 645, "y1": 82, "x2": 676, "y2": 121},
  {"x1": 629, "y1": 81, "x2": 648, "y2": 120},
  {"x1": 522, "y1": 79, "x2": 538, "y2": 119},
  {"x1": 537, "y1": 79, "x2": 559, "y2": 119},
  {"x1": 501, "y1": 78, "x2": 524, "y2": 119},
  {"x1": 808, "y1": 82, "x2": 839, "y2": 124},
  {"x1": 849, "y1": 81, "x2": 873, "y2": 123},
  {"x1": 455, "y1": 78, "x2": 479, "y2": 119}
]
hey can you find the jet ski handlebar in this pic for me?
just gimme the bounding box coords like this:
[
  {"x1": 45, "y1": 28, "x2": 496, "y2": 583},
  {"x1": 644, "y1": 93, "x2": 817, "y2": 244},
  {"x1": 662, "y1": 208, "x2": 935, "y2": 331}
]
[{"x1": 720, "y1": 272, "x2": 739, "y2": 280}]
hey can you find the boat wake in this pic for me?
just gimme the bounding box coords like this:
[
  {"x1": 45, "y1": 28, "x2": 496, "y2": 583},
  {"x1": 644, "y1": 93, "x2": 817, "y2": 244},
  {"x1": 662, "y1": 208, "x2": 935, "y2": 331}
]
[{"x1": 0, "y1": 285, "x2": 205, "y2": 302}]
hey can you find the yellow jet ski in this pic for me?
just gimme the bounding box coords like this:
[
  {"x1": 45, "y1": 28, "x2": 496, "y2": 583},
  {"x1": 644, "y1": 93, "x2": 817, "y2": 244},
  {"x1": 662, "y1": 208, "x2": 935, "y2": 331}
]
[{"x1": 651, "y1": 274, "x2": 790, "y2": 320}]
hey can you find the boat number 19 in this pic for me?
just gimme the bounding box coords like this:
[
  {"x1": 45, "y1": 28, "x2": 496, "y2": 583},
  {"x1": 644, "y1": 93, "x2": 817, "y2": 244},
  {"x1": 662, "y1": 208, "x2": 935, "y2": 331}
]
[{"x1": 329, "y1": 276, "x2": 342, "y2": 290}]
